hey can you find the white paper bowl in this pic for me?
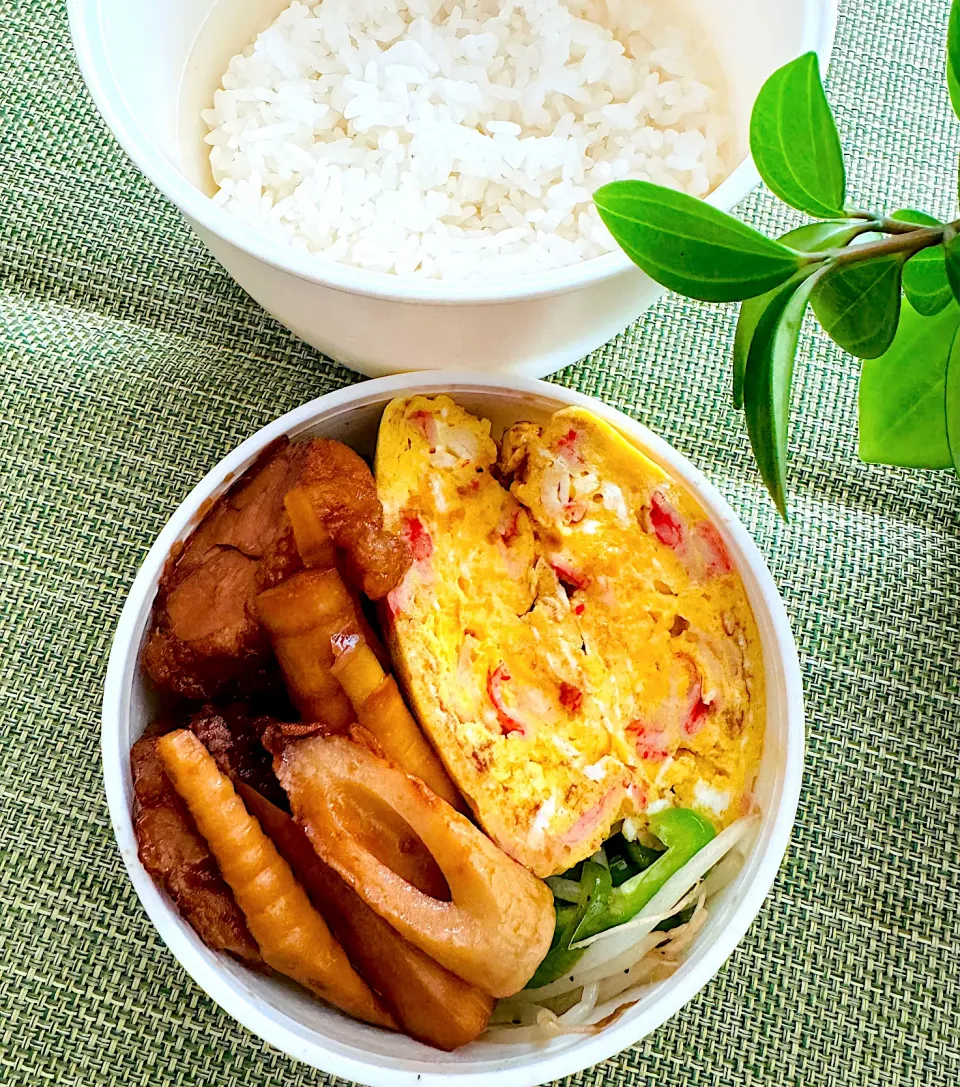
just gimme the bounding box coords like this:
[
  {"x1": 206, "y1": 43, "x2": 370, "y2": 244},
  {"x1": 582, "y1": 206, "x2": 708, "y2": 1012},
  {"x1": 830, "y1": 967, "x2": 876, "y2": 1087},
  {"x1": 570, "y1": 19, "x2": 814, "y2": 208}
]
[
  {"x1": 69, "y1": 0, "x2": 837, "y2": 377},
  {"x1": 102, "y1": 373, "x2": 803, "y2": 1086}
]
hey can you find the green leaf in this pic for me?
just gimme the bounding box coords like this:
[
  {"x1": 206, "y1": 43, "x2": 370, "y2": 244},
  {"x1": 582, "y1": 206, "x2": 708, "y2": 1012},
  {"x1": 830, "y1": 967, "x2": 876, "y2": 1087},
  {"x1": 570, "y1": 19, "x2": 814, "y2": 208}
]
[
  {"x1": 858, "y1": 298, "x2": 959, "y2": 468},
  {"x1": 943, "y1": 229, "x2": 960, "y2": 304},
  {"x1": 902, "y1": 247, "x2": 953, "y2": 316},
  {"x1": 812, "y1": 254, "x2": 906, "y2": 358},
  {"x1": 891, "y1": 209, "x2": 941, "y2": 227},
  {"x1": 749, "y1": 52, "x2": 846, "y2": 218},
  {"x1": 733, "y1": 220, "x2": 864, "y2": 407},
  {"x1": 743, "y1": 270, "x2": 821, "y2": 517},
  {"x1": 594, "y1": 181, "x2": 805, "y2": 302},
  {"x1": 948, "y1": 0, "x2": 960, "y2": 119},
  {"x1": 734, "y1": 286, "x2": 785, "y2": 413},
  {"x1": 946, "y1": 326, "x2": 960, "y2": 478},
  {"x1": 890, "y1": 211, "x2": 952, "y2": 315}
]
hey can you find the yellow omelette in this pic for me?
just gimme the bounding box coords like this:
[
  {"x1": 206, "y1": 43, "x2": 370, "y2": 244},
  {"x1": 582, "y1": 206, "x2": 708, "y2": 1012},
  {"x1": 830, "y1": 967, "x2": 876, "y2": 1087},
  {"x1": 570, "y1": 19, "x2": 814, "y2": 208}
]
[{"x1": 376, "y1": 395, "x2": 765, "y2": 878}]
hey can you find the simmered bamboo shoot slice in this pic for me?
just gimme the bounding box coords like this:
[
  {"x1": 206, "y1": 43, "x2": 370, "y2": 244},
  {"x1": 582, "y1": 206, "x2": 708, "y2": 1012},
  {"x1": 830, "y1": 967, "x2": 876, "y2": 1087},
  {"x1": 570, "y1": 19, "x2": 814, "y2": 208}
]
[
  {"x1": 331, "y1": 639, "x2": 464, "y2": 811},
  {"x1": 255, "y1": 569, "x2": 358, "y2": 729},
  {"x1": 285, "y1": 487, "x2": 337, "y2": 569},
  {"x1": 156, "y1": 729, "x2": 394, "y2": 1028}
]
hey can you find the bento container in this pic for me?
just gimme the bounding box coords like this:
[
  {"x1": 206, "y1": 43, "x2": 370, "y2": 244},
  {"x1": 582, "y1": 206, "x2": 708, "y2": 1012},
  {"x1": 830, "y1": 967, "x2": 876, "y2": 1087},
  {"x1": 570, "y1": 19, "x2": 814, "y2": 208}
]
[{"x1": 102, "y1": 372, "x2": 803, "y2": 1087}]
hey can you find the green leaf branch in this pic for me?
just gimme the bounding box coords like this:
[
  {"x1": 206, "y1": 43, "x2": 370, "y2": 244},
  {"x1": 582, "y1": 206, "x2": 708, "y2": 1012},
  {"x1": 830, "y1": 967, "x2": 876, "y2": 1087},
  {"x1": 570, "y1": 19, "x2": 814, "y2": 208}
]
[{"x1": 594, "y1": 1, "x2": 960, "y2": 517}]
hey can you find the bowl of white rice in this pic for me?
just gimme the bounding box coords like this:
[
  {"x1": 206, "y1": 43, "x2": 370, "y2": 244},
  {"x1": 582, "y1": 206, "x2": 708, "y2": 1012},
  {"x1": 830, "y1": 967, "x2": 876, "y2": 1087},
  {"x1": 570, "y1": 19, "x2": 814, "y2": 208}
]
[{"x1": 69, "y1": 0, "x2": 836, "y2": 376}]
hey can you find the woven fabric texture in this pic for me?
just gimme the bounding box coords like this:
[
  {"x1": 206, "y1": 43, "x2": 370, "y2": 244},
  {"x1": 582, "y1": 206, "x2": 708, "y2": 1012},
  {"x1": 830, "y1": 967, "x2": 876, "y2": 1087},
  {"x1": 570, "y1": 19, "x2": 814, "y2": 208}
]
[{"x1": 1, "y1": 0, "x2": 959, "y2": 1084}]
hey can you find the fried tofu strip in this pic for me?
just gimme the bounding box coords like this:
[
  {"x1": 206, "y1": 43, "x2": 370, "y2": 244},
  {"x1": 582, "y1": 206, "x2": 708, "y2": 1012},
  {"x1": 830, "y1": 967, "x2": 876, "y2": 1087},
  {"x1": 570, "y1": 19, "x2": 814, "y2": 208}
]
[
  {"x1": 238, "y1": 783, "x2": 493, "y2": 1050},
  {"x1": 329, "y1": 731, "x2": 452, "y2": 900},
  {"x1": 260, "y1": 720, "x2": 450, "y2": 899},
  {"x1": 255, "y1": 569, "x2": 358, "y2": 730},
  {"x1": 331, "y1": 638, "x2": 465, "y2": 812},
  {"x1": 156, "y1": 730, "x2": 394, "y2": 1029},
  {"x1": 131, "y1": 727, "x2": 263, "y2": 967},
  {"x1": 277, "y1": 737, "x2": 555, "y2": 997}
]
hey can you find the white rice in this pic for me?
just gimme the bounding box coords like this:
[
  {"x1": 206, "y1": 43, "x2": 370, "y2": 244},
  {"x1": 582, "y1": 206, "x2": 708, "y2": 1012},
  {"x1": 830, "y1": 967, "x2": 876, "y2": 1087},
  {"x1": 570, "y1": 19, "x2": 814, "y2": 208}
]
[{"x1": 203, "y1": 0, "x2": 730, "y2": 279}]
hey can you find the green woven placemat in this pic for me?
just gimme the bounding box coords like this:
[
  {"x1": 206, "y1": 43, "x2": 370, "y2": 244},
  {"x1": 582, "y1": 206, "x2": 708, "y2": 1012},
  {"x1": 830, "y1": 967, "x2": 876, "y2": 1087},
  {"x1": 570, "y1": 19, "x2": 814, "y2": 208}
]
[{"x1": 2, "y1": 0, "x2": 959, "y2": 1084}]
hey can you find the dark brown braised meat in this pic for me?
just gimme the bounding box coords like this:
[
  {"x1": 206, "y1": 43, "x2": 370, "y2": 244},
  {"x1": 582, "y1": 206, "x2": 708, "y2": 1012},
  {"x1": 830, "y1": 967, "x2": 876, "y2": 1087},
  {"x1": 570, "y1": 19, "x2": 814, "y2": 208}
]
[
  {"x1": 259, "y1": 719, "x2": 336, "y2": 758},
  {"x1": 187, "y1": 703, "x2": 288, "y2": 811},
  {"x1": 143, "y1": 439, "x2": 307, "y2": 700},
  {"x1": 131, "y1": 723, "x2": 262, "y2": 967},
  {"x1": 296, "y1": 439, "x2": 411, "y2": 599}
]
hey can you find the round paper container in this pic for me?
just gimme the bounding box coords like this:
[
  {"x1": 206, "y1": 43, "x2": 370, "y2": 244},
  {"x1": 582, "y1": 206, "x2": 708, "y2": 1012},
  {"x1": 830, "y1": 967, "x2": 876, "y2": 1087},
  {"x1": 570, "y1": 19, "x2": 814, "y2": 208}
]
[{"x1": 102, "y1": 373, "x2": 803, "y2": 1086}]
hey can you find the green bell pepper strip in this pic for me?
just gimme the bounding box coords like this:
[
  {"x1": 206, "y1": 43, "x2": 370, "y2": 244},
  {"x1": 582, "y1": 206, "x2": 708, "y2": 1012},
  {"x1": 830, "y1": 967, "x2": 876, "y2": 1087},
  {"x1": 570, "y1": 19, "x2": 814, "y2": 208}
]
[
  {"x1": 623, "y1": 838, "x2": 663, "y2": 871},
  {"x1": 606, "y1": 844, "x2": 637, "y2": 888},
  {"x1": 570, "y1": 808, "x2": 716, "y2": 945},
  {"x1": 525, "y1": 860, "x2": 612, "y2": 988},
  {"x1": 525, "y1": 808, "x2": 716, "y2": 990},
  {"x1": 606, "y1": 834, "x2": 663, "y2": 886}
]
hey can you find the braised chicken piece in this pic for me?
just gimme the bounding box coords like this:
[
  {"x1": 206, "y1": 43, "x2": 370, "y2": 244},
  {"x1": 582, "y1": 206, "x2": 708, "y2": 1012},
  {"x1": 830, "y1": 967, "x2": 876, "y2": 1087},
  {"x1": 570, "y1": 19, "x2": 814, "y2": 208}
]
[
  {"x1": 295, "y1": 438, "x2": 411, "y2": 599},
  {"x1": 143, "y1": 439, "x2": 307, "y2": 700},
  {"x1": 187, "y1": 703, "x2": 287, "y2": 810},
  {"x1": 130, "y1": 723, "x2": 262, "y2": 967}
]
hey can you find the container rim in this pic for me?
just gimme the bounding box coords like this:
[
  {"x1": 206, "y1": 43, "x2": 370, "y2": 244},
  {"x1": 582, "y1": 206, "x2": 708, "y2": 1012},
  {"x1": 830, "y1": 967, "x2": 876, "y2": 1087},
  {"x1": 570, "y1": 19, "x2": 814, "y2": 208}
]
[
  {"x1": 101, "y1": 372, "x2": 804, "y2": 1087},
  {"x1": 68, "y1": 0, "x2": 838, "y2": 305}
]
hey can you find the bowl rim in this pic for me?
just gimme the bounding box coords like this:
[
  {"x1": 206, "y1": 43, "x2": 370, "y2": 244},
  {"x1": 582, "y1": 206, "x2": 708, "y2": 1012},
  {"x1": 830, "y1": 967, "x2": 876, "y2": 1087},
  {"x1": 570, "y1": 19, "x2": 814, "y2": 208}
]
[
  {"x1": 68, "y1": 0, "x2": 838, "y2": 305},
  {"x1": 102, "y1": 371, "x2": 804, "y2": 1087}
]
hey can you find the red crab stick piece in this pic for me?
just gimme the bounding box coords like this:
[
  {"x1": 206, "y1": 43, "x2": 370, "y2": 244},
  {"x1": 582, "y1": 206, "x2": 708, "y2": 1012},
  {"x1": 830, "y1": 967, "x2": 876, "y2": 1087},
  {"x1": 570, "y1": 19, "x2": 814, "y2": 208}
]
[{"x1": 487, "y1": 663, "x2": 528, "y2": 735}]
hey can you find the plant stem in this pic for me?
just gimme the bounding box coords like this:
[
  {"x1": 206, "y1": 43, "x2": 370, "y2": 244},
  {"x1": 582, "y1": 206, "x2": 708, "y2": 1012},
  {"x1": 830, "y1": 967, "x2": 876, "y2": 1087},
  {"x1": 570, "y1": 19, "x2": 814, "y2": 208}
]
[
  {"x1": 877, "y1": 217, "x2": 938, "y2": 235},
  {"x1": 809, "y1": 221, "x2": 959, "y2": 267}
]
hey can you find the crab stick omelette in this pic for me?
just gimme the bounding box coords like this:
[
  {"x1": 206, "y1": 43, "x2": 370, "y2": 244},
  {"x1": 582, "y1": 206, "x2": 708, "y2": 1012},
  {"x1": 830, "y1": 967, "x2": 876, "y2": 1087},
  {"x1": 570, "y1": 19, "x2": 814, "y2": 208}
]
[{"x1": 376, "y1": 396, "x2": 764, "y2": 878}]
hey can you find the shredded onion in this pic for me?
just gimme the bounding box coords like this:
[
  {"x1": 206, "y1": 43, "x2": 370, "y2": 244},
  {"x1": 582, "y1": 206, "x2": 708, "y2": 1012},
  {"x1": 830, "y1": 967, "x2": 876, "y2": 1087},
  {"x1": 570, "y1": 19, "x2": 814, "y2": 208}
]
[
  {"x1": 700, "y1": 846, "x2": 746, "y2": 899},
  {"x1": 595, "y1": 896, "x2": 707, "y2": 1004},
  {"x1": 557, "y1": 982, "x2": 600, "y2": 1026},
  {"x1": 506, "y1": 885, "x2": 702, "y2": 1004},
  {"x1": 595, "y1": 953, "x2": 674, "y2": 1005}
]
